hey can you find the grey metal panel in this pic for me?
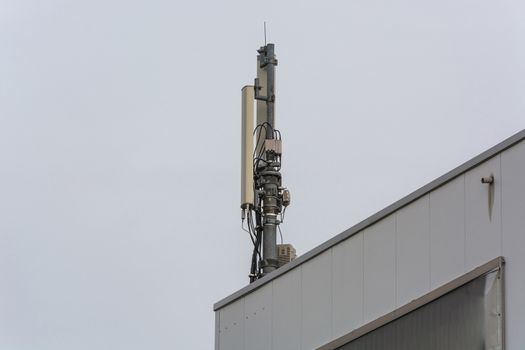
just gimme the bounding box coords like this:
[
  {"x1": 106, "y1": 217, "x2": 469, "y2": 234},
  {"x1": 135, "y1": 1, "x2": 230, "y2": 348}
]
[
  {"x1": 302, "y1": 250, "x2": 333, "y2": 350},
  {"x1": 429, "y1": 175, "x2": 465, "y2": 289},
  {"x1": 215, "y1": 312, "x2": 220, "y2": 350},
  {"x1": 332, "y1": 232, "x2": 364, "y2": 339},
  {"x1": 396, "y1": 195, "x2": 430, "y2": 306},
  {"x1": 319, "y1": 257, "x2": 504, "y2": 350},
  {"x1": 363, "y1": 216, "x2": 396, "y2": 322},
  {"x1": 501, "y1": 140, "x2": 525, "y2": 350},
  {"x1": 214, "y1": 129, "x2": 525, "y2": 311},
  {"x1": 244, "y1": 283, "x2": 272, "y2": 350},
  {"x1": 272, "y1": 267, "x2": 301, "y2": 350},
  {"x1": 336, "y1": 268, "x2": 503, "y2": 350},
  {"x1": 465, "y1": 155, "x2": 502, "y2": 270},
  {"x1": 218, "y1": 298, "x2": 244, "y2": 350}
]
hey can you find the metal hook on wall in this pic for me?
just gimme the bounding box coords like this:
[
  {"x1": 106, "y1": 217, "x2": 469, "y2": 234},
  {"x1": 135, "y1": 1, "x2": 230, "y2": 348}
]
[{"x1": 481, "y1": 174, "x2": 494, "y2": 221}]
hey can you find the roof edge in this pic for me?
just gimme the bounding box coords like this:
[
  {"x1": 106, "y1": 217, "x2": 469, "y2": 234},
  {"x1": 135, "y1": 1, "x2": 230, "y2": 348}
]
[{"x1": 214, "y1": 128, "x2": 525, "y2": 311}]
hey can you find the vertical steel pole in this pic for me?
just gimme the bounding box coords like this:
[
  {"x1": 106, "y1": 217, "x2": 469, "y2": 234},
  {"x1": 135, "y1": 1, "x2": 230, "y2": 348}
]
[
  {"x1": 265, "y1": 44, "x2": 276, "y2": 139},
  {"x1": 256, "y1": 43, "x2": 280, "y2": 276}
]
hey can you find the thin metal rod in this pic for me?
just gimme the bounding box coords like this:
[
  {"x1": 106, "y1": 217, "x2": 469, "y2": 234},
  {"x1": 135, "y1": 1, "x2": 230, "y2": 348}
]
[
  {"x1": 265, "y1": 44, "x2": 275, "y2": 140},
  {"x1": 264, "y1": 22, "x2": 267, "y2": 46}
]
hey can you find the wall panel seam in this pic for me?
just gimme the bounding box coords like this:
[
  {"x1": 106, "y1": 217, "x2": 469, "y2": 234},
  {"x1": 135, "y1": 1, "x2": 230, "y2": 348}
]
[
  {"x1": 243, "y1": 297, "x2": 246, "y2": 350},
  {"x1": 270, "y1": 281, "x2": 274, "y2": 350},
  {"x1": 300, "y1": 266, "x2": 303, "y2": 350},
  {"x1": 427, "y1": 193, "x2": 431, "y2": 291},
  {"x1": 361, "y1": 232, "x2": 364, "y2": 325},
  {"x1": 463, "y1": 174, "x2": 466, "y2": 273},
  {"x1": 330, "y1": 248, "x2": 334, "y2": 340},
  {"x1": 394, "y1": 214, "x2": 398, "y2": 308},
  {"x1": 499, "y1": 154, "x2": 503, "y2": 256}
]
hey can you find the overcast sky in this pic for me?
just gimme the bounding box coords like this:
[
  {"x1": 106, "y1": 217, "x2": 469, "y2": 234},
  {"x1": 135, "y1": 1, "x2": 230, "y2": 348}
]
[{"x1": 1, "y1": 0, "x2": 524, "y2": 349}]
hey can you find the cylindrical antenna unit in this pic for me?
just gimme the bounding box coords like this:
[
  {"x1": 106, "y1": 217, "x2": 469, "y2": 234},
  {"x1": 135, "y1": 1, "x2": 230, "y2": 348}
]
[{"x1": 241, "y1": 85, "x2": 255, "y2": 209}]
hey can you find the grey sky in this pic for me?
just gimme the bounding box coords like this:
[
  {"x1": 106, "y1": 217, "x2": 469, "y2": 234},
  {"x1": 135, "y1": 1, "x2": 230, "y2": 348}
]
[{"x1": 1, "y1": 0, "x2": 524, "y2": 349}]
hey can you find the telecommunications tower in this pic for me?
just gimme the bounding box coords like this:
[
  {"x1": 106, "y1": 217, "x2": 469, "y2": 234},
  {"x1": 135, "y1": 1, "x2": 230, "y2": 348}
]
[{"x1": 240, "y1": 43, "x2": 294, "y2": 283}]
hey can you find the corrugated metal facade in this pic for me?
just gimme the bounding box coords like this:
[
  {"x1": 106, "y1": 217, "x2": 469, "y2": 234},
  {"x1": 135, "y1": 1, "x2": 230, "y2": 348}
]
[
  {"x1": 337, "y1": 269, "x2": 502, "y2": 350},
  {"x1": 215, "y1": 132, "x2": 525, "y2": 350}
]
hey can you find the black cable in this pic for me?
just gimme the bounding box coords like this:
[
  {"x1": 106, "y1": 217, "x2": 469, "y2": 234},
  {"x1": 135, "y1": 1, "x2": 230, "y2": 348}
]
[
  {"x1": 248, "y1": 211, "x2": 262, "y2": 262},
  {"x1": 253, "y1": 155, "x2": 268, "y2": 174},
  {"x1": 253, "y1": 157, "x2": 269, "y2": 168},
  {"x1": 253, "y1": 122, "x2": 280, "y2": 159},
  {"x1": 253, "y1": 124, "x2": 268, "y2": 158},
  {"x1": 248, "y1": 210, "x2": 259, "y2": 282},
  {"x1": 246, "y1": 220, "x2": 256, "y2": 246},
  {"x1": 254, "y1": 210, "x2": 263, "y2": 278},
  {"x1": 247, "y1": 212, "x2": 257, "y2": 245},
  {"x1": 242, "y1": 219, "x2": 256, "y2": 244},
  {"x1": 253, "y1": 122, "x2": 274, "y2": 134},
  {"x1": 249, "y1": 236, "x2": 260, "y2": 281}
]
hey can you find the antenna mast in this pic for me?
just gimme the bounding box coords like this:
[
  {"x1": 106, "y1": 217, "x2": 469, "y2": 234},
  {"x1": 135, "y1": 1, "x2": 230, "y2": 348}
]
[{"x1": 240, "y1": 42, "x2": 291, "y2": 282}]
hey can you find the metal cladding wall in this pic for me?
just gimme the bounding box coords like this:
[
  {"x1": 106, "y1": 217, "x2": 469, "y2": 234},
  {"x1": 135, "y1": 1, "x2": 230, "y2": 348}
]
[
  {"x1": 337, "y1": 269, "x2": 503, "y2": 350},
  {"x1": 214, "y1": 131, "x2": 525, "y2": 350}
]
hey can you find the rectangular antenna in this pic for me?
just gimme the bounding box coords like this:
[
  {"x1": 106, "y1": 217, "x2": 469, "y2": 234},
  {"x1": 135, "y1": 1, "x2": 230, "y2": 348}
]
[{"x1": 241, "y1": 85, "x2": 255, "y2": 209}]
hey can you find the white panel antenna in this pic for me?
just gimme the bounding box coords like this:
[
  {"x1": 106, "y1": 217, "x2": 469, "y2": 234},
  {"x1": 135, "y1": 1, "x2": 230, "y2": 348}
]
[{"x1": 241, "y1": 85, "x2": 255, "y2": 210}]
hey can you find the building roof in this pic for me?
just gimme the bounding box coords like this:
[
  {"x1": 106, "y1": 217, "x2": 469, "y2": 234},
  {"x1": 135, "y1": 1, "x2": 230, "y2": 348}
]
[{"x1": 214, "y1": 128, "x2": 525, "y2": 311}]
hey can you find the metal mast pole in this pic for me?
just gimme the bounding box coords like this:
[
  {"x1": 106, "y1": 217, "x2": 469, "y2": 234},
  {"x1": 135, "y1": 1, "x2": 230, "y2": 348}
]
[
  {"x1": 255, "y1": 43, "x2": 281, "y2": 276},
  {"x1": 242, "y1": 42, "x2": 290, "y2": 282}
]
